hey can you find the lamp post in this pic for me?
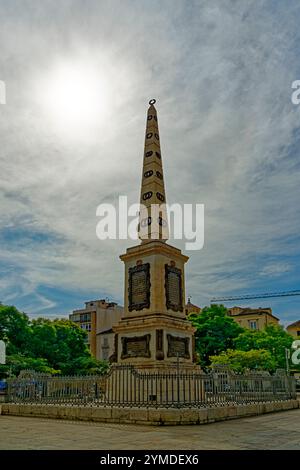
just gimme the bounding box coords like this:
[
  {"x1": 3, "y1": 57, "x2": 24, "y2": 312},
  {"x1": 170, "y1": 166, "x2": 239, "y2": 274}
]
[
  {"x1": 176, "y1": 353, "x2": 180, "y2": 406},
  {"x1": 285, "y1": 348, "x2": 290, "y2": 375},
  {"x1": 0, "y1": 340, "x2": 5, "y2": 365}
]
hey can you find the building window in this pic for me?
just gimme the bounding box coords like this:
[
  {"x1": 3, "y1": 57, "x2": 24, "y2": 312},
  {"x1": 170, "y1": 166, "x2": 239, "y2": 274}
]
[
  {"x1": 80, "y1": 313, "x2": 91, "y2": 322},
  {"x1": 155, "y1": 151, "x2": 161, "y2": 159},
  {"x1": 145, "y1": 151, "x2": 153, "y2": 157},
  {"x1": 249, "y1": 321, "x2": 257, "y2": 330},
  {"x1": 146, "y1": 132, "x2": 153, "y2": 139},
  {"x1": 102, "y1": 337, "x2": 109, "y2": 361},
  {"x1": 102, "y1": 350, "x2": 109, "y2": 360},
  {"x1": 297, "y1": 331, "x2": 300, "y2": 336},
  {"x1": 70, "y1": 314, "x2": 80, "y2": 322}
]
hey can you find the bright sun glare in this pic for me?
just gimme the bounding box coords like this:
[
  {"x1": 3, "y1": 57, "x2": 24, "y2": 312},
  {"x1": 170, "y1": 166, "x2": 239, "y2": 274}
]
[{"x1": 38, "y1": 61, "x2": 110, "y2": 137}]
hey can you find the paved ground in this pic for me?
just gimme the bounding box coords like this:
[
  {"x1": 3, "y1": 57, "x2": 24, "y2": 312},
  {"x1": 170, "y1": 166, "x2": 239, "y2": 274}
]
[{"x1": 0, "y1": 410, "x2": 299, "y2": 450}]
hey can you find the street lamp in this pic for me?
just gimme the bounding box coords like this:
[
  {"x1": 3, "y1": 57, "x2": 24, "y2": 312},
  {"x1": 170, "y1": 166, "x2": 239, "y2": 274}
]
[
  {"x1": 0, "y1": 340, "x2": 5, "y2": 365},
  {"x1": 285, "y1": 348, "x2": 290, "y2": 375}
]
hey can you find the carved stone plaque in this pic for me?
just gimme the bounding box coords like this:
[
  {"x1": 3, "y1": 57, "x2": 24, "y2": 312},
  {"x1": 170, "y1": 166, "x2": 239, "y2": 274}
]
[
  {"x1": 128, "y1": 263, "x2": 150, "y2": 311},
  {"x1": 121, "y1": 334, "x2": 151, "y2": 359},
  {"x1": 167, "y1": 334, "x2": 190, "y2": 359},
  {"x1": 165, "y1": 264, "x2": 183, "y2": 312}
]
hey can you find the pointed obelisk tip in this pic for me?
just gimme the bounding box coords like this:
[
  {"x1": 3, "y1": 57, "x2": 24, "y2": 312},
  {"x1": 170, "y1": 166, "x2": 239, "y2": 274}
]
[{"x1": 149, "y1": 98, "x2": 156, "y2": 107}]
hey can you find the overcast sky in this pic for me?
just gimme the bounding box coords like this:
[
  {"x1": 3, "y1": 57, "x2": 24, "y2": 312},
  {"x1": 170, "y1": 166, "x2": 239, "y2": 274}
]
[{"x1": 0, "y1": 0, "x2": 300, "y2": 325}]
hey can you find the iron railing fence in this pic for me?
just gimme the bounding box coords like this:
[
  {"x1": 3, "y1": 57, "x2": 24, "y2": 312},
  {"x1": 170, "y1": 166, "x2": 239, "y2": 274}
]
[{"x1": 6, "y1": 365, "x2": 296, "y2": 408}]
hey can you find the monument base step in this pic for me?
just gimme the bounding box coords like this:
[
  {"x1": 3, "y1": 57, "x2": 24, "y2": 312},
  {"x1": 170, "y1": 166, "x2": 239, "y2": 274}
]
[{"x1": 1, "y1": 399, "x2": 299, "y2": 426}]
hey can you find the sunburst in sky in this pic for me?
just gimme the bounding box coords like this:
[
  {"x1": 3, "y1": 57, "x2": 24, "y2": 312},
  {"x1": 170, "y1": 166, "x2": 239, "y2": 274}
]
[{"x1": 36, "y1": 60, "x2": 111, "y2": 139}]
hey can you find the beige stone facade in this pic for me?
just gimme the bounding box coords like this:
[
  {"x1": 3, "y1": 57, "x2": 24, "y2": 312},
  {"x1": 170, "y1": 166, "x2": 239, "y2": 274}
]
[
  {"x1": 69, "y1": 299, "x2": 123, "y2": 360},
  {"x1": 227, "y1": 306, "x2": 279, "y2": 330},
  {"x1": 286, "y1": 320, "x2": 300, "y2": 338},
  {"x1": 114, "y1": 241, "x2": 197, "y2": 369},
  {"x1": 2, "y1": 400, "x2": 299, "y2": 426}
]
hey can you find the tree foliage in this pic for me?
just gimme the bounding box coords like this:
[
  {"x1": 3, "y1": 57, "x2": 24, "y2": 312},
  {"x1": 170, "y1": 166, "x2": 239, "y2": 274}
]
[
  {"x1": 210, "y1": 349, "x2": 277, "y2": 373},
  {"x1": 234, "y1": 325, "x2": 294, "y2": 370},
  {"x1": 188, "y1": 304, "x2": 243, "y2": 367},
  {"x1": 189, "y1": 305, "x2": 298, "y2": 373},
  {"x1": 0, "y1": 305, "x2": 32, "y2": 355},
  {"x1": 28, "y1": 318, "x2": 90, "y2": 373},
  {"x1": 0, "y1": 304, "x2": 109, "y2": 377},
  {"x1": 0, "y1": 354, "x2": 59, "y2": 377}
]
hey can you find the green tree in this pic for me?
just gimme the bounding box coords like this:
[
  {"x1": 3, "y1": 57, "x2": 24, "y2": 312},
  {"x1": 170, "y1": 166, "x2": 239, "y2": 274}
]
[
  {"x1": 0, "y1": 354, "x2": 59, "y2": 378},
  {"x1": 0, "y1": 304, "x2": 110, "y2": 376},
  {"x1": 189, "y1": 304, "x2": 244, "y2": 367},
  {"x1": 64, "y1": 356, "x2": 110, "y2": 375},
  {"x1": 210, "y1": 349, "x2": 277, "y2": 373},
  {"x1": 0, "y1": 305, "x2": 32, "y2": 355},
  {"x1": 234, "y1": 325, "x2": 294, "y2": 370},
  {"x1": 29, "y1": 318, "x2": 90, "y2": 373}
]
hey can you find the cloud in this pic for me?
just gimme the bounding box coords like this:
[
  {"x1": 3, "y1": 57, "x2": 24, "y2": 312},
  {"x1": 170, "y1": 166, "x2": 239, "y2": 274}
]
[
  {"x1": 0, "y1": 0, "x2": 299, "y2": 322},
  {"x1": 260, "y1": 263, "x2": 292, "y2": 277}
]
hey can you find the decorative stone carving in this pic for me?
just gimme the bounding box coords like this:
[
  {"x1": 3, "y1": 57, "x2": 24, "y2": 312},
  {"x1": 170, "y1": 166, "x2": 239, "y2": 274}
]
[
  {"x1": 128, "y1": 263, "x2": 150, "y2": 311},
  {"x1": 192, "y1": 335, "x2": 197, "y2": 363},
  {"x1": 109, "y1": 334, "x2": 118, "y2": 363},
  {"x1": 167, "y1": 334, "x2": 190, "y2": 359},
  {"x1": 156, "y1": 329, "x2": 164, "y2": 360},
  {"x1": 121, "y1": 334, "x2": 151, "y2": 359},
  {"x1": 165, "y1": 264, "x2": 183, "y2": 312}
]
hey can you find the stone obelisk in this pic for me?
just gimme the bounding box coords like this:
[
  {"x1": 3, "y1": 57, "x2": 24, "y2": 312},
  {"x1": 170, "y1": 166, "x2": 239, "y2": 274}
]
[{"x1": 113, "y1": 99, "x2": 196, "y2": 370}]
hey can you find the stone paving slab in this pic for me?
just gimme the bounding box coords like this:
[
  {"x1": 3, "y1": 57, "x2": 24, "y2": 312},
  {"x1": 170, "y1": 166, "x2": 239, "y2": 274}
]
[{"x1": 0, "y1": 409, "x2": 299, "y2": 450}]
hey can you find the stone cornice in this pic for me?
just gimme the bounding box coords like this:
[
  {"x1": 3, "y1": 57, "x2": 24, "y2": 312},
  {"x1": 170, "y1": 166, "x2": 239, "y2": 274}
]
[
  {"x1": 113, "y1": 314, "x2": 196, "y2": 335},
  {"x1": 120, "y1": 241, "x2": 189, "y2": 263}
]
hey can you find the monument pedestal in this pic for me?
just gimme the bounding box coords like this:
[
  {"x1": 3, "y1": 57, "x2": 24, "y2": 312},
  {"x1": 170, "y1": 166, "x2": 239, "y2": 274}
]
[
  {"x1": 113, "y1": 240, "x2": 198, "y2": 371},
  {"x1": 112, "y1": 100, "x2": 200, "y2": 376}
]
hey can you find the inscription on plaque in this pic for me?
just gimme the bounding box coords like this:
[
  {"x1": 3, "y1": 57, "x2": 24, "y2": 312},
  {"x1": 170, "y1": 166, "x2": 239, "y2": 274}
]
[
  {"x1": 121, "y1": 334, "x2": 151, "y2": 359},
  {"x1": 132, "y1": 271, "x2": 147, "y2": 303},
  {"x1": 128, "y1": 263, "x2": 150, "y2": 311},
  {"x1": 167, "y1": 334, "x2": 190, "y2": 359},
  {"x1": 165, "y1": 264, "x2": 183, "y2": 312}
]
